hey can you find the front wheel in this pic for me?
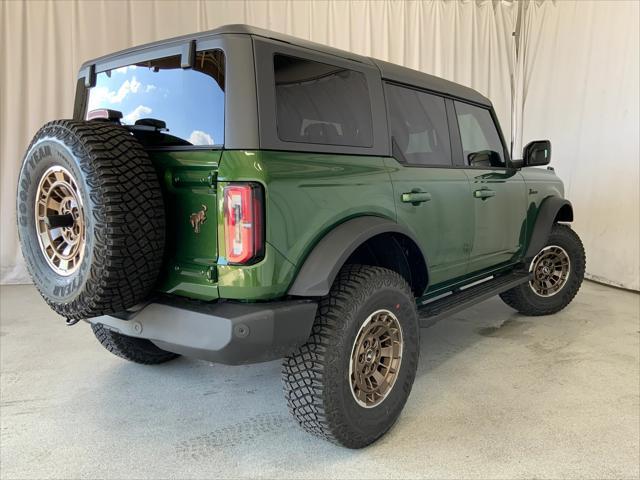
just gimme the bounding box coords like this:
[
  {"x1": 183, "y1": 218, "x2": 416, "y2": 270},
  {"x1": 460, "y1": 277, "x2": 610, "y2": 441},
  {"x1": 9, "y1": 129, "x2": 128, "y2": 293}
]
[
  {"x1": 500, "y1": 223, "x2": 586, "y2": 316},
  {"x1": 282, "y1": 265, "x2": 419, "y2": 448}
]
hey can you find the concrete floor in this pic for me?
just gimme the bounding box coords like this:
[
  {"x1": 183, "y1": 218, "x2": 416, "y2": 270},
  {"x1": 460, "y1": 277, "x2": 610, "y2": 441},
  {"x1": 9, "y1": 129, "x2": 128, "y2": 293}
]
[{"x1": 0, "y1": 281, "x2": 638, "y2": 480}]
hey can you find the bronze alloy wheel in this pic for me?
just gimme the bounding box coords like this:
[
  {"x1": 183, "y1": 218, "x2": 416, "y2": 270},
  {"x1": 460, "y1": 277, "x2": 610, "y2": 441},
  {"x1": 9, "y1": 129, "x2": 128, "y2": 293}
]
[
  {"x1": 34, "y1": 165, "x2": 86, "y2": 276},
  {"x1": 349, "y1": 309, "x2": 403, "y2": 408},
  {"x1": 529, "y1": 245, "x2": 571, "y2": 297}
]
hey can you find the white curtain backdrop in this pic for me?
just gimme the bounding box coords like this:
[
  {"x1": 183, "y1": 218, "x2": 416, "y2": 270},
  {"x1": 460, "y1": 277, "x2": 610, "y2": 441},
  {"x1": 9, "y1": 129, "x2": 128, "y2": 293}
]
[
  {"x1": 513, "y1": 1, "x2": 640, "y2": 290},
  {"x1": 1, "y1": 0, "x2": 638, "y2": 290}
]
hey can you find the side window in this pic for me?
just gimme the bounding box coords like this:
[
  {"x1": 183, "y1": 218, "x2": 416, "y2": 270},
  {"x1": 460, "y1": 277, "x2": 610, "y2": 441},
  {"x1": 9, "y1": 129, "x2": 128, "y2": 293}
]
[
  {"x1": 385, "y1": 84, "x2": 452, "y2": 166},
  {"x1": 88, "y1": 50, "x2": 225, "y2": 147},
  {"x1": 273, "y1": 54, "x2": 373, "y2": 147},
  {"x1": 454, "y1": 101, "x2": 505, "y2": 167}
]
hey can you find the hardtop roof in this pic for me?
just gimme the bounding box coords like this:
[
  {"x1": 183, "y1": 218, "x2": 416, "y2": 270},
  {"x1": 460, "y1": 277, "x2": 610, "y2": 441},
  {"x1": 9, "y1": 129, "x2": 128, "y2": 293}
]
[{"x1": 81, "y1": 24, "x2": 491, "y2": 107}]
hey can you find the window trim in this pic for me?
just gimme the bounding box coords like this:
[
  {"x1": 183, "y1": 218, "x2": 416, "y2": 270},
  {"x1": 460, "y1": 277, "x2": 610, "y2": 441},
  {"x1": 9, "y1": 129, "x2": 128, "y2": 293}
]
[
  {"x1": 253, "y1": 37, "x2": 389, "y2": 157},
  {"x1": 79, "y1": 43, "x2": 192, "y2": 86},
  {"x1": 445, "y1": 98, "x2": 465, "y2": 167}
]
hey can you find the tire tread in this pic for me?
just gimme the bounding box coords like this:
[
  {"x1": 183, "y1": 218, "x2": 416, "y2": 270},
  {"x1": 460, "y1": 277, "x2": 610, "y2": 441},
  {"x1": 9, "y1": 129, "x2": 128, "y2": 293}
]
[
  {"x1": 282, "y1": 265, "x2": 418, "y2": 448},
  {"x1": 18, "y1": 120, "x2": 165, "y2": 320}
]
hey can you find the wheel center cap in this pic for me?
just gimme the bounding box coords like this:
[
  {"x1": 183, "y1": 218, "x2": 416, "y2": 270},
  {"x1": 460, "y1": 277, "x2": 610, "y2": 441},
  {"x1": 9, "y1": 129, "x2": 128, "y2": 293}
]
[{"x1": 365, "y1": 349, "x2": 374, "y2": 363}]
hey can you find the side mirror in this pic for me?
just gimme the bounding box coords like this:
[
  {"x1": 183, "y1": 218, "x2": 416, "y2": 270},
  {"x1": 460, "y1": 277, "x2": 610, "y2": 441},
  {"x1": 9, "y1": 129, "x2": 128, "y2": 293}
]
[
  {"x1": 468, "y1": 150, "x2": 502, "y2": 168},
  {"x1": 523, "y1": 140, "x2": 551, "y2": 167}
]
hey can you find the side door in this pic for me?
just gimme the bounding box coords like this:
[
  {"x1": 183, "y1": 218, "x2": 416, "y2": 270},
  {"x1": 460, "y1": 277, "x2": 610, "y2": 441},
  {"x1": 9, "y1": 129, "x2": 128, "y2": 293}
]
[
  {"x1": 383, "y1": 83, "x2": 474, "y2": 288},
  {"x1": 451, "y1": 100, "x2": 527, "y2": 273}
]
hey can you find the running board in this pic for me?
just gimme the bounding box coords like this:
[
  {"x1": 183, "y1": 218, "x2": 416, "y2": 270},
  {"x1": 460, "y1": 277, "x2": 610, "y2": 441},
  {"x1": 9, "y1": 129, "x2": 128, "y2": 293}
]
[{"x1": 418, "y1": 272, "x2": 531, "y2": 328}]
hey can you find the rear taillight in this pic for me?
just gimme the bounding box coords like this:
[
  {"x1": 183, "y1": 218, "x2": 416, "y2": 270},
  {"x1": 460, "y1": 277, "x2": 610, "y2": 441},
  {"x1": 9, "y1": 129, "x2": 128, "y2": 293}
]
[{"x1": 223, "y1": 183, "x2": 264, "y2": 264}]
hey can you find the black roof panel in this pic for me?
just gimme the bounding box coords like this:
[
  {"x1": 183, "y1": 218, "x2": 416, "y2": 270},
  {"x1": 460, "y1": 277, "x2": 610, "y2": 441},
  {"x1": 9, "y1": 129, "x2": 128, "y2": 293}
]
[
  {"x1": 80, "y1": 24, "x2": 491, "y2": 106},
  {"x1": 372, "y1": 59, "x2": 491, "y2": 106}
]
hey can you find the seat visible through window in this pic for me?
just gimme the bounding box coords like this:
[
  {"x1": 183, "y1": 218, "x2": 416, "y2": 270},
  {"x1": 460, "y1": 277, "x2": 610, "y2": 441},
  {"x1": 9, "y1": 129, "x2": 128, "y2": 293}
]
[
  {"x1": 273, "y1": 54, "x2": 373, "y2": 147},
  {"x1": 385, "y1": 84, "x2": 452, "y2": 166}
]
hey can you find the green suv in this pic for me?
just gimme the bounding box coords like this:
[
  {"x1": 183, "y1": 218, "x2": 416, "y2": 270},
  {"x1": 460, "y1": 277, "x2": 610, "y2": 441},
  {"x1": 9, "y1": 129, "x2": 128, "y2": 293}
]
[{"x1": 17, "y1": 25, "x2": 585, "y2": 448}]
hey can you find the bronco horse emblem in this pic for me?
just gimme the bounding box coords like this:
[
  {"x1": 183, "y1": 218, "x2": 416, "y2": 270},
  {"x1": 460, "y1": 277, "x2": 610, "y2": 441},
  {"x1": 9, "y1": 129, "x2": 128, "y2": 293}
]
[{"x1": 189, "y1": 204, "x2": 207, "y2": 234}]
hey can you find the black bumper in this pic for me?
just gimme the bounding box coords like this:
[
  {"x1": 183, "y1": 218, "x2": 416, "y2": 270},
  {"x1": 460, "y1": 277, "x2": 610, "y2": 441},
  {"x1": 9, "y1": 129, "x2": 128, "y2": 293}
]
[{"x1": 88, "y1": 298, "x2": 317, "y2": 365}]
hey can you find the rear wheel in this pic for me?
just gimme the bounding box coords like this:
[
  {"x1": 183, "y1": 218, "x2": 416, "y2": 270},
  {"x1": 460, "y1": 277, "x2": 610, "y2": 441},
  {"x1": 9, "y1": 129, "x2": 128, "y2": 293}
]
[
  {"x1": 282, "y1": 265, "x2": 419, "y2": 448},
  {"x1": 500, "y1": 223, "x2": 585, "y2": 315},
  {"x1": 91, "y1": 324, "x2": 179, "y2": 365}
]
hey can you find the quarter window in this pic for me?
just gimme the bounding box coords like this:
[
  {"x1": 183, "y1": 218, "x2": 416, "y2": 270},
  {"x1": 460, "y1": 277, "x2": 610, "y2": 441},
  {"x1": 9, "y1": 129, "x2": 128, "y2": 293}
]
[
  {"x1": 385, "y1": 84, "x2": 452, "y2": 166},
  {"x1": 454, "y1": 101, "x2": 505, "y2": 167},
  {"x1": 87, "y1": 50, "x2": 225, "y2": 147},
  {"x1": 273, "y1": 54, "x2": 373, "y2": 147}
]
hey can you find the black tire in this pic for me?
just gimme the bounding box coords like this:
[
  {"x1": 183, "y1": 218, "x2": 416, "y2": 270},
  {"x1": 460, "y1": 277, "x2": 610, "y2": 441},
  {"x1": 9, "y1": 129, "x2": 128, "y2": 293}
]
[
  {"x1": 16, "y1": 120, "x2": 165, "y2": 320},
  {"x1": 282, "y1": 265, "x2": 420, "y2": 448},
  {"x1": 91, "y1": 323, "x2": 179, "y2": 364},
  {"x1": 500, "y1": 223, "x2": 585, "y2": 315}
]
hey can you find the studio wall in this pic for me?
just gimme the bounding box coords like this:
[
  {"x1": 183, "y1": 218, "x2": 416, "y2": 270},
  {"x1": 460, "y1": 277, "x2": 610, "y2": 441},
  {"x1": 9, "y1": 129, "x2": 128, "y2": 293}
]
[{"x1": 1, "y1": 0, "x2": 638, "y2": 290}]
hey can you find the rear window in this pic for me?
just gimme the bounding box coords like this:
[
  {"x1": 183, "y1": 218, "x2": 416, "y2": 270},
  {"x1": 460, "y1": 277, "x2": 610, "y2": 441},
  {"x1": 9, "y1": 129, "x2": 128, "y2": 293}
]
[
  {"x1": 87, "y1": 49, "x2": 225, "y2": 147},
  {"x1": 273, "y1": 54, "x2": 373, "y2": 147}
]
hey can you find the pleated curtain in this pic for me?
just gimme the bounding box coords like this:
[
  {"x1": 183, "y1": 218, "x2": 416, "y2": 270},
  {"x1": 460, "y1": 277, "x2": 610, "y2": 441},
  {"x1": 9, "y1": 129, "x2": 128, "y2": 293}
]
[{"x1": 1, "y1": 0, "x2": 638, "y2": 290}]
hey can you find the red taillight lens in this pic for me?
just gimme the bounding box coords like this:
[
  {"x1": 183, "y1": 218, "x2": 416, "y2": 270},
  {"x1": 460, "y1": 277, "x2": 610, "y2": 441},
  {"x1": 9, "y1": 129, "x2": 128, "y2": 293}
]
[{"x1": 223, "y1": 183, "x2": 264, "y2": 265}]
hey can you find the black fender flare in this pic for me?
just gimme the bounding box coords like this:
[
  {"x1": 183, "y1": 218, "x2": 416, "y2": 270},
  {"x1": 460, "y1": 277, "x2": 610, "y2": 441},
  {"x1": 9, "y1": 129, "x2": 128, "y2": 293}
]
[
  {"x1": 287, "y1": 216, "x2": 429, "y2": 297},
  {"x1": 525, "y1": 197, "x2": 574, "y2": 259}
]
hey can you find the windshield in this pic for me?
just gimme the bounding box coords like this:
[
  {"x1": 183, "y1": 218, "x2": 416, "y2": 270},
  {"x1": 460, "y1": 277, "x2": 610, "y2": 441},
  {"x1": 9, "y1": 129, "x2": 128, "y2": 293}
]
[{"x1": 86, "y1": 50, "x2": 225, "y2": 147}]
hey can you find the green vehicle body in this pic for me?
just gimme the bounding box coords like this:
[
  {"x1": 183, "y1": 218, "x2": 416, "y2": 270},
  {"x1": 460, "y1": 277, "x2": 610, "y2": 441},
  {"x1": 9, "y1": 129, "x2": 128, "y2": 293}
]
[
  {"x1": 75, "y1": 25, "x2": 573, "y2": 365},
  {"x1": 151, "y1": 148, "x2": 564, "y2": 304}
]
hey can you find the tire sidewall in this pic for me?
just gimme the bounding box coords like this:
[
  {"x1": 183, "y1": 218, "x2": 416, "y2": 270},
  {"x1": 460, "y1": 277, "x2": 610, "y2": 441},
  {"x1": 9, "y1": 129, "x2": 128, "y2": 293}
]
[
  {"x1": 17, "y1": 134, "x2": 96, "y2": 303},
  {"x1": 331, "y1": 282, "x2": 419, "y2": 443}
]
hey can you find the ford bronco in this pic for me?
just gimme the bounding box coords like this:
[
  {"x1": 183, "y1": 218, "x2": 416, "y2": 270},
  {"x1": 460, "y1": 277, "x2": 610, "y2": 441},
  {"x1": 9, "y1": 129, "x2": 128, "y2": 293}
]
[{"x1": 17, "y1": 25, "x2": 585, "y2": 448}]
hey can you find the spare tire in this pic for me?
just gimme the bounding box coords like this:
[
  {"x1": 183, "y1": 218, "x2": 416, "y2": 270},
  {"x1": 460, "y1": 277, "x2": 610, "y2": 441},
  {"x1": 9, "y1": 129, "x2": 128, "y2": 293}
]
[{"x1": 16, "y1": 120, "x2": 165, "y2": 320}]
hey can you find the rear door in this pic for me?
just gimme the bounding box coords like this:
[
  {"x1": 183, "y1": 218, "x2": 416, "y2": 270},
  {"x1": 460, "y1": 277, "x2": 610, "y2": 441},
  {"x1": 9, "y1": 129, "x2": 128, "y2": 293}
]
[
  {"x1": 384, "y1": 84, "x2": 473, "y2": 288},
  {"x1": 451, "y1": 100, "x2": 527, "y2": 273}
]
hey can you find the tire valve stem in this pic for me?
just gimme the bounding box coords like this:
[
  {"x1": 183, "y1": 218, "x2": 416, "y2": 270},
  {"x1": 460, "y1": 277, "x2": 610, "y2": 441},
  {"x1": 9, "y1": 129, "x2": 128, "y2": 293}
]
[{"x1": 65, "y1": 317, "x2": 81, "y2": 326}]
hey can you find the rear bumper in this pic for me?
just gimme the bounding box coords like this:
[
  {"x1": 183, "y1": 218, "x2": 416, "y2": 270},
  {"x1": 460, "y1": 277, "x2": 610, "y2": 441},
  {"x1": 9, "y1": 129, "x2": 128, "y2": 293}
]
[{"x1": 88, "y1": 298, "x2": 317, "y2": 365}]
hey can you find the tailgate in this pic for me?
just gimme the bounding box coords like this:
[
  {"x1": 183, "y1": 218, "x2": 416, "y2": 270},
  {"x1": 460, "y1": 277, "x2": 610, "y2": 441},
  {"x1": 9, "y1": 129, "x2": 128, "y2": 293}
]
[{"x1": 149, "y1": 149, "x2": 222, "y2": 300}]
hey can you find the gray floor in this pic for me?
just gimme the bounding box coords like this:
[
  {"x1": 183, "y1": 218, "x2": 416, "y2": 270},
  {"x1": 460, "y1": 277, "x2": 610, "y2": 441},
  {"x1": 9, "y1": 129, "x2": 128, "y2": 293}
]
[{"x1": 0, "y1": 281, "x2": 638, "y2": 480}]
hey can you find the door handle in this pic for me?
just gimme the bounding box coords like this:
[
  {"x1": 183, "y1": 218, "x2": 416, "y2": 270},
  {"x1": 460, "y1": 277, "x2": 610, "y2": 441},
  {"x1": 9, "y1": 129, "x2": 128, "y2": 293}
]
[
  {"x1": 473, "y1": 188, "x2": 496, "y2": 199},
  {"x1": 401, "y1": 191, "x2": 431, "y2": 205}
]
